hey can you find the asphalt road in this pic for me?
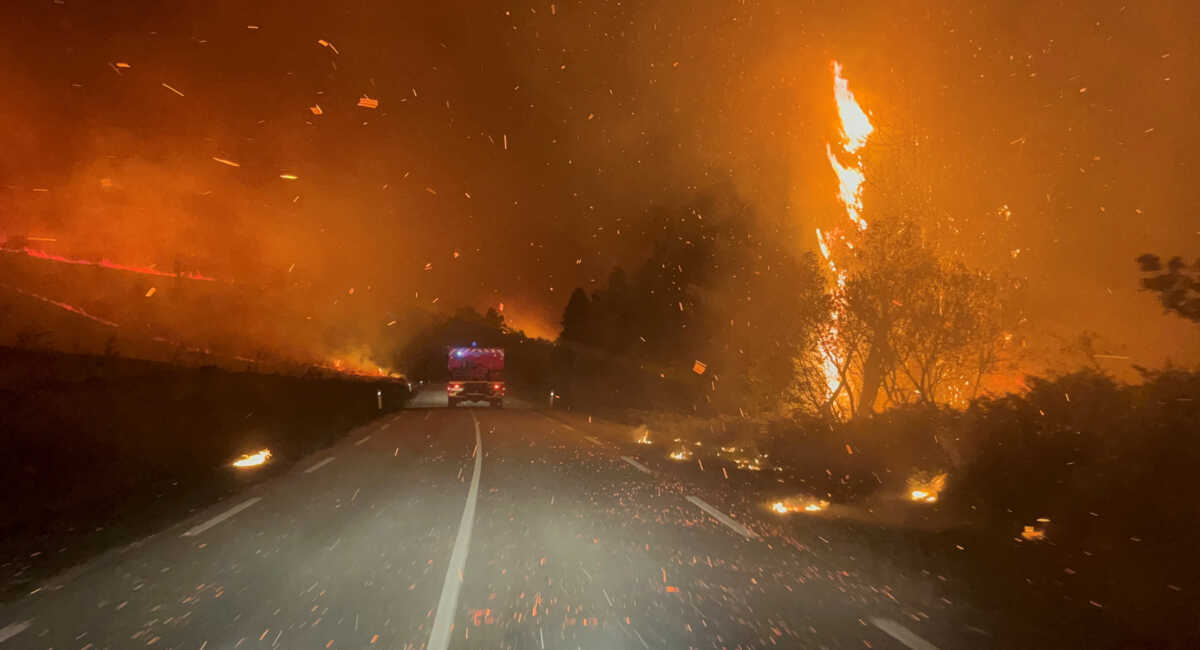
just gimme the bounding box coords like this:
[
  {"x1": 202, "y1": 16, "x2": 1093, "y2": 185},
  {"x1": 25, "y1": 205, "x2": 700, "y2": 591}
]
[{"x1": 0, "y1": 388, "x2": 988, "y2": 649}]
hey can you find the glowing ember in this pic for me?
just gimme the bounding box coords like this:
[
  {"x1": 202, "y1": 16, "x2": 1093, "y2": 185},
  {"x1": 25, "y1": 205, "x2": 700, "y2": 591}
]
[
  {"x1": 232, "y1": 449, "x2": 271, "y2": 468},
  {"x1": 1021, "y1": 525, "x2": 1046, "y2": 541},
  {"x1": 907, "y1": 472, "x2": 947, "y2": 504},
  {"x1": 771, "y1": 501, "x2": 788, "y2": 514},
  {"x1": 668, "y1": 449, "x2": 692, "y2": 461},
  {"x1": 733, "y1": 457, "x2": 763, "y2": 471}
]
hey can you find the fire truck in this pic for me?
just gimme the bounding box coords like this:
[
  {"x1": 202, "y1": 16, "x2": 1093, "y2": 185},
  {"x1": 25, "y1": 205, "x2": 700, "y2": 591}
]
[{"x1": 446, "y1": 346, "x2": 505, "y2": 408}]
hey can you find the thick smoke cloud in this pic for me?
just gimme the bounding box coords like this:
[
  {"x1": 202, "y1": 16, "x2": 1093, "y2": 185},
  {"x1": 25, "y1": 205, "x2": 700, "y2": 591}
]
[{"x1": 1, "y1": 0, "x2": 1198, "y2": 371}]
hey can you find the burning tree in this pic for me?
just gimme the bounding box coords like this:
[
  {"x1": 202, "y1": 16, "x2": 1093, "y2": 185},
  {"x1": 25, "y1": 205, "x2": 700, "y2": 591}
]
[
  {"x1": 802, "y1": 60, "x2": 1019, "y2": 417},
  {"x1": 835, "y1": 218, "x2": 1015, "y2": 412}
]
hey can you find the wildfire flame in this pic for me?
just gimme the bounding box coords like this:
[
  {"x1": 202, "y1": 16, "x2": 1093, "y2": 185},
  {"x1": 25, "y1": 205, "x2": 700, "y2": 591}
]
[
  {"x1": 11, "y1": 247, "x2": 218, "y2": 281},
  {"x1": 832, "y1": 61, "x2": 874, "y2": 154},
  {"x1": 632, "y1": 425, "x2": 652, "y2": 444},
  {"x1": 907, "y1": 472, "x2": 947, "y2": 504},
  {"x1": 668, "y1": 449, "x2": 692, "y2": 461},
  {"x1": 825, "y1": 145, "x2": 868, "y2": 229},
  {"x1": 816, "y1": 60, "x2": 875, "y2": 407},
  {"x1": 232, "y1": 449, "x2": 271, "y2": 468},
  {"x1": 770, "y1": 497, "x2": 829, "y2": 514}
]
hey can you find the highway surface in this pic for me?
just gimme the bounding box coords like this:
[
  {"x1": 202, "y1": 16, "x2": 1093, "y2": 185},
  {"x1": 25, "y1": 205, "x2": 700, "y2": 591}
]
[{"x1": 0, "y1": 387, "x2": 990, "y2": 649}]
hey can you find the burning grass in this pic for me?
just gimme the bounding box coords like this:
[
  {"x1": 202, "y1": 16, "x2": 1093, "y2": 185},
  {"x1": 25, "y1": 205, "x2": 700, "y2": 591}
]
[
  {"x1": 769, "y1": 496, "x2": 829, "y2": 514},
  {"x1": 906, "y1": 471, "x2": 947, "y2": 504},
  {"x1": 232, "y1": 448, "x2": 271, "y2": 468}
]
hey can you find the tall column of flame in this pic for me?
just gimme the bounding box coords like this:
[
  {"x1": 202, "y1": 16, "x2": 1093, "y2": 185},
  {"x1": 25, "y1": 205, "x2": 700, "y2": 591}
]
[{"x1": 817, "y1": 61, "x2": 874, "y2": 406}]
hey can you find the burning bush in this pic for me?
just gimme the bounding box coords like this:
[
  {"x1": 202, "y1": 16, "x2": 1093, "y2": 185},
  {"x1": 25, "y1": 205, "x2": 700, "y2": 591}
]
[{"x1": 906, "y1": 470, "x2": 947, "y2": 503}]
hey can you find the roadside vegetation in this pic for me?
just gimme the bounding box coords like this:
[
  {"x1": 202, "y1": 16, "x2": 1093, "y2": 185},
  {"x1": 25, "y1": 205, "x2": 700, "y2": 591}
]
[{"x1": 0, "y1": 346, "x2": 410, "y2": 599}]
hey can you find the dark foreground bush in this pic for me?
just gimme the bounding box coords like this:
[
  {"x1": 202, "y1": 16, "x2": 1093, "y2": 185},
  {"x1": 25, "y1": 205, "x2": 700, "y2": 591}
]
[{"x1": 0, "y1": 346, "x2": 410, "y2": 596}]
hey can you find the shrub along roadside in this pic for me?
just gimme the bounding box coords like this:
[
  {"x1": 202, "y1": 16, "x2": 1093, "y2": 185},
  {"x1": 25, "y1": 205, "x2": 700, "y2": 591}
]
[{"x1": 0, "y1": 346, "x2": 411, "y2": 599}]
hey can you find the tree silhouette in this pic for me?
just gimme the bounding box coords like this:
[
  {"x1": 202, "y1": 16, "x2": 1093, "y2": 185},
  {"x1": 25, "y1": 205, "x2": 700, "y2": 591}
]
[
  {"x1": 559, "y1": 288, "x2": 592, "y2": 343},
  {"x1": 1138, "y1": 254, "x2": 1200, "y2": 324}
]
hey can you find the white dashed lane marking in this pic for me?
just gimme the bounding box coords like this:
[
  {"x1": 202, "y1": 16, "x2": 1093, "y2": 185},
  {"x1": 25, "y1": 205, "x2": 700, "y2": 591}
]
[
  {"x1": 621, "y1": 456, "x2": 652, "y2": 474},
  {"x1": 181, "y1": 498, "x2": 261, "y2": 537},
  {"x1": 0, "y1": 619, "x2": 32, "y2": 643},
  {"x1": 303, "y1": 457, "x2": 336, "y2": 474},
  {"x1": 355, "y1": 435, "x2": 371, "y2": 446},
  {"x1": 685, "y1": 496, "x2": 759, "y2": 540},
  {"x1": 870, "y1": 617, "x2": 940, "y2": 650}
]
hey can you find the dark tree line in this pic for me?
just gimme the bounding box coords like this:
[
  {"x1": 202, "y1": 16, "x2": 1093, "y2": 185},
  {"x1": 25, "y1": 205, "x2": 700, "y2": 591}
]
[{"x1": 557, "y1": 199, "x2": 829, "y2": 416}]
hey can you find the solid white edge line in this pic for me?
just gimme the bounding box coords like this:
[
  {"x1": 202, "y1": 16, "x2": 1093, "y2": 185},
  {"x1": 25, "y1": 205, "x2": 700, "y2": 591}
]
[
  {"x1": 0, "y1": 619, "x2": 32, "y2": 643},
  {"x1": 427, "y1": 410, "x2": 484, "y2": 650},
  {"x1": 621, "y1": 456, "x2": 652, "y2": 474},
  {"x1": 303, "y1": 457, "x2": 336, "y2": 474},
  {"x1": 869, "y1": 617, "x2": 941, "y2": 650},
  {"x1": 685, "y1": 496, "x2": 759, "y2": 540},
  {"x1": 180, "y1": 497, "x2": 261, "y2": 537}
]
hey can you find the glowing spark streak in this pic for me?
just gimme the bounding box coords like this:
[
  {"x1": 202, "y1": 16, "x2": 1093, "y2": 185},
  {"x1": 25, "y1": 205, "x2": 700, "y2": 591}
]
[
  {"x1": 2, "y1": 284, "x2": 119, "y2": 328},
  {"x1": 15, "y1": 247, "x2": 218, "y2": 281},
  {"x1": 280, "y1": 173, "x2": 299, "y2": 180},
  {"x1": 212, "y1": 157, "x2": 241, "y2": 167},
  {"x1": 161, "y1": 83, "x2": 185, "y2": 97}
]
